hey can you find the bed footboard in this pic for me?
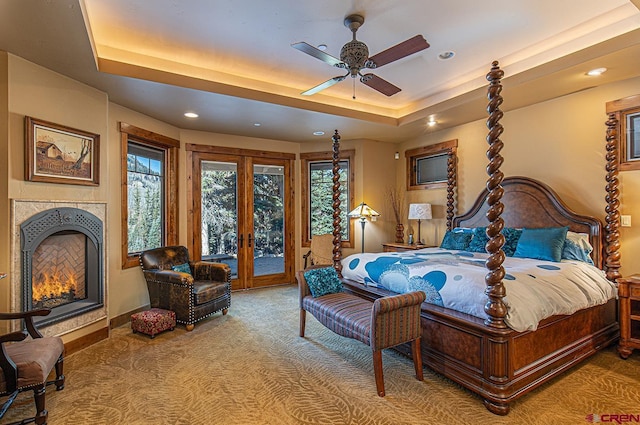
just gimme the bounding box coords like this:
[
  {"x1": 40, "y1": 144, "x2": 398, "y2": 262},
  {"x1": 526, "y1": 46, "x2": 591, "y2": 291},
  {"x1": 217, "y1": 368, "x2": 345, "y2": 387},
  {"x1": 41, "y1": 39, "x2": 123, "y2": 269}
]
[{"x1": 343, "y1": 280, "x2": 618, "y2": 415}]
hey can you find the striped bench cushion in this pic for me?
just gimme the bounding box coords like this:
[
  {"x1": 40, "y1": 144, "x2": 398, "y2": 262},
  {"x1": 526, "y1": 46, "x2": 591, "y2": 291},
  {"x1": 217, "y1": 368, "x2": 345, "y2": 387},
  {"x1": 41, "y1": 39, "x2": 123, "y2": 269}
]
[{"x1": 303, "y1": 292, "x2": 372, "y2": 345}]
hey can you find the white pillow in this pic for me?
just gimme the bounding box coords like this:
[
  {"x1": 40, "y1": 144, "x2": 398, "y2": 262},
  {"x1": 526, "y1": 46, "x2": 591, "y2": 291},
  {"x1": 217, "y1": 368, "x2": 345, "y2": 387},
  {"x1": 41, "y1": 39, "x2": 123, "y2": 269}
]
[{"x1": 561, "y1": 231, "x2": 594, "y2": 265}]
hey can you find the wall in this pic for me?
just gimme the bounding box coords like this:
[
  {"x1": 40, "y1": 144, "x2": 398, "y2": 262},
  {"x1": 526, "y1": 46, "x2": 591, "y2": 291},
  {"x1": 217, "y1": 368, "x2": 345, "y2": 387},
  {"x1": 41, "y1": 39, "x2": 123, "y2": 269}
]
[{"x1": 399, "y1": 76, "x2": 640, "y2": 277}]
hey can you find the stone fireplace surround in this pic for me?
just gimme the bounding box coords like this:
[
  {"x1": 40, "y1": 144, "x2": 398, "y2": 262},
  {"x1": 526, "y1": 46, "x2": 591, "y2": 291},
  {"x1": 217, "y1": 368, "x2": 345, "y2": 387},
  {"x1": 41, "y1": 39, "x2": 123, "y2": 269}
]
[{"x1": 10, "y1": 200, "x2": 108, "y2": 336}]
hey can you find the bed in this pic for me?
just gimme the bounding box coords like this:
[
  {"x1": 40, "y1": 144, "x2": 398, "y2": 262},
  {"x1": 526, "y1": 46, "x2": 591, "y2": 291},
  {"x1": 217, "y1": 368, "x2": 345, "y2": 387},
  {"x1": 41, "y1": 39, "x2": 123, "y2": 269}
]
[{"x1": 322, "y1": 61, "x2": 622, "y2": 415}]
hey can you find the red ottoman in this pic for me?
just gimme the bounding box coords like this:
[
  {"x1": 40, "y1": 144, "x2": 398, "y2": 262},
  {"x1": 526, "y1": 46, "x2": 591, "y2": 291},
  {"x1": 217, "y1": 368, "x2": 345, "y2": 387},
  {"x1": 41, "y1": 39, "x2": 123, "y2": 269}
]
[{"x1": 131, "y1": 308, "x2": 176, "y2": 338}]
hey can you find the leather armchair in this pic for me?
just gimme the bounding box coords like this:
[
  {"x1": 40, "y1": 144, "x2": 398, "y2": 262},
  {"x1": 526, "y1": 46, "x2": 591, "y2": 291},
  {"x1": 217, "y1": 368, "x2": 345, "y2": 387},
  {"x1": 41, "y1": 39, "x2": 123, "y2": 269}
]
[{"x1": 139, "y1": 246, "x2": 231, "y2": 331}]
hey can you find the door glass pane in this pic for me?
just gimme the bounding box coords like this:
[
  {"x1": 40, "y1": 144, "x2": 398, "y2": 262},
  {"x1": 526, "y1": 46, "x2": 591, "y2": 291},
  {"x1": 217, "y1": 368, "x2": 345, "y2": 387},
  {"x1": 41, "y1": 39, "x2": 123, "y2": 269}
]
[
  {"x1": 253, "y1": 164, "x2": 284, "y2": 276},
  {"x1": 201, "y1": 161, "x2": 238, "y2": 278}
]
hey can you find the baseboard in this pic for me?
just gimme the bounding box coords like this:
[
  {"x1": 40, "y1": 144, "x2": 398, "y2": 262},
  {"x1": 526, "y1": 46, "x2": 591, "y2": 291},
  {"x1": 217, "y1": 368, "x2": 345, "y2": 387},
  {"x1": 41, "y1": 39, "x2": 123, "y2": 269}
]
[
  {"x1": 109, "y1": 305, "x2": 149, "y2": 329},
  {"x1": 64, "y1": 327, "x2": 109, "y2": 356}
]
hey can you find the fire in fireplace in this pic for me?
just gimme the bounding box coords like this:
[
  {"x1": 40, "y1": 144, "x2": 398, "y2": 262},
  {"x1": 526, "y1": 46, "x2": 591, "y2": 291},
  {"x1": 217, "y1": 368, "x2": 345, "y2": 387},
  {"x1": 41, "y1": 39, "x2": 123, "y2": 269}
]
[{"x1": 21, "y1": 207, "x2": 104, "y2": 328}]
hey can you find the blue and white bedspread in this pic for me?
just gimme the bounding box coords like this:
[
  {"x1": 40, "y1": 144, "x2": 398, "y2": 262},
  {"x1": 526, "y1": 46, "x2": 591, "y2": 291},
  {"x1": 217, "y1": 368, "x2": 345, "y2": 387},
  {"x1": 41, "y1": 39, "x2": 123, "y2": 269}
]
[{"x1": 341, "y1": 248, "x2": 616, "y2": 332}]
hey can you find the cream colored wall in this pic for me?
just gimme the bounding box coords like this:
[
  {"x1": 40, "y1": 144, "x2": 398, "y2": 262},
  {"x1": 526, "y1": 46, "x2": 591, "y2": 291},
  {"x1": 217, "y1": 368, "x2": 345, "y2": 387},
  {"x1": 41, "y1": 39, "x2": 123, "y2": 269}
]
[
  {"x1": 399, "y1": 76, "x2": 640, "y2": 277},
  {"x1": 5, "y1": 54, "x2": 110, "y2": 341},
  {"x1": 0, "y1": 52, "x2": 9, "y2": 320}
]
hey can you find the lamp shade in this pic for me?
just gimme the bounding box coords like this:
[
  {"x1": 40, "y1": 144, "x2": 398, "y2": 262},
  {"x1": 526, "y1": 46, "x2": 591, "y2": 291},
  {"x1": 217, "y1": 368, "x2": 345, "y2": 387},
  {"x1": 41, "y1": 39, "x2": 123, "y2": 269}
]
[
  {"x1": 348, "y1": 202, "x2": 380, "y2": 219},
  {"x1": 408, "y1": 203, "x2": 432, "y2": 220}
]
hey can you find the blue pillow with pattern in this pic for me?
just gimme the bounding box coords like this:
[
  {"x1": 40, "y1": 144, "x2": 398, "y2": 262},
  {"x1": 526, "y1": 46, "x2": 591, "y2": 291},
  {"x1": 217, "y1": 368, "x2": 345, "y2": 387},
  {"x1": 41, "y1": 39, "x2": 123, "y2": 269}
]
[
  {"x1": 467, "y1": 227, "x2": 489, "y2": 253},
  {"x1": 503, "y1": 228, "x2": 523, "y2": 257},
  {"x1": 440, "y1": 230, "x2": 473, "y2": 250},
  {"x1": 171, "y1": 263, "x2": 192, "y2": 275},
  {"x1": 514, "y1": 226, "x2": 568, "y2": 262},
  {"x1": 304, "y1": 266, "x2": 343, "y2": 298}
]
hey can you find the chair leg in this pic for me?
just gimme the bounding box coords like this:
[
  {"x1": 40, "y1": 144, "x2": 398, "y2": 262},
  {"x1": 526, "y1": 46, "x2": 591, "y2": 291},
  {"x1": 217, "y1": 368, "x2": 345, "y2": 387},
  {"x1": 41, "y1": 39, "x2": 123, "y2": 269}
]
[
  {"x1": 412, "y1": 337, "x2": 424, "y2": 381},
  {"x1": 33, "y1": 384, "x2": 48, "y2": 425},
  {"x1": 299, "y1": 309, "x2": 306, "y2": 337},
  {"x1": 186, "y1": 323, "x2": 195, "y2": 331},
  {"x1": 54, "y1": 355, "x2": 65, "y2": 391},
  {"x1": 222, "y1": 308, "x2": 228, "y2": 315},
  {"x1": 372, "y1": 349, "x2": 385, "y2": 397}
]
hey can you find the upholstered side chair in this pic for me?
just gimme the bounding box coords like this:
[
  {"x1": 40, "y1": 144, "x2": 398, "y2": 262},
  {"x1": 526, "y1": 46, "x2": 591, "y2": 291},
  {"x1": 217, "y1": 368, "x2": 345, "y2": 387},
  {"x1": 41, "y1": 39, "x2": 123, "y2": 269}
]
[
  {"x1": 0, "y1": 309, "x2": 65, "y2": 425},
  {"x1": 302, "y1": 234, "x2": 334, "y2": 269},
  {"x1": 139, "y1": 246, "x2": 231, "y2": 331}
]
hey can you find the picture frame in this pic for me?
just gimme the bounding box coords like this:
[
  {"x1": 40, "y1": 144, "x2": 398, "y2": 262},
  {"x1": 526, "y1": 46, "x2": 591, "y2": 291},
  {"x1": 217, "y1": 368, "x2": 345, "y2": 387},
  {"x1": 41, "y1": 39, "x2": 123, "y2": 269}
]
[{"x1": 25, "y1": 117, "x2": 100, "y2": 185}]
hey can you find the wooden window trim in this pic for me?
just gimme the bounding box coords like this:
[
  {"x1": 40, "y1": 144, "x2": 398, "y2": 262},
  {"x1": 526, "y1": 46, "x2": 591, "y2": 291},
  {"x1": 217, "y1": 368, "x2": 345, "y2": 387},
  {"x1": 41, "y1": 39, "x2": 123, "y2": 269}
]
[
  {"x1": 120, "y1": 123, "x2": 179, "y2": 269},
  {"x1": 406, "y1": 139, "x2": 457, "y2": 190},
  {"x1": 607, "y1": 94, "x2": 640, "y2": 172},
  {"x1": 301, "y1": 149, "x2": 355, "y2": 248}
]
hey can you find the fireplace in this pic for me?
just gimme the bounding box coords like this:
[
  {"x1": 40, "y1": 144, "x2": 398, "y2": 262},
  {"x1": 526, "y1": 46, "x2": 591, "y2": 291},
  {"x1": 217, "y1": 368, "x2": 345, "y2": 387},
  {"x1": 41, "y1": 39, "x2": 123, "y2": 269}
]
[{"x1": 20, "y1": 207, "x2": 104, "y2": 328}]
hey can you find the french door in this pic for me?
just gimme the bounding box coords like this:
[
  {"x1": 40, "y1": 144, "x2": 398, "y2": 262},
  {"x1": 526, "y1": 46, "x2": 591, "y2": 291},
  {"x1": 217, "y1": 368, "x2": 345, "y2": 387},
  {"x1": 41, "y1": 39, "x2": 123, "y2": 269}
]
[{"x1": 188, "y1": 146, "x2": 294, "y2": 290}]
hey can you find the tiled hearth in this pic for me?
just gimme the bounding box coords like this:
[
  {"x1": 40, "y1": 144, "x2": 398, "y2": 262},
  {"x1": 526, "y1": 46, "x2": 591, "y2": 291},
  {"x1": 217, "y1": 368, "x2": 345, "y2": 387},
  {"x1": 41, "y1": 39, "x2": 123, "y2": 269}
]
[{"x1": 10, "y1": 200, "x2": 108, "y2": 336}]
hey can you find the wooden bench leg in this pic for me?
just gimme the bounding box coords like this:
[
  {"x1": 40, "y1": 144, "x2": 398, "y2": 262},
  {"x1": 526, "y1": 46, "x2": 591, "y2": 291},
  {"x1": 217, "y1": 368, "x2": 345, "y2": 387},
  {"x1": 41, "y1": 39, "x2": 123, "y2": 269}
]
[
  {"x1": 299, "y1": 309, "x2": 306, "y2": 337},
  {"x1": 412, "y1": 337, "x2": 424, "y2": 381},
  {"x1": 373, "y1": 349, "x2": 385, "y2": 397}
]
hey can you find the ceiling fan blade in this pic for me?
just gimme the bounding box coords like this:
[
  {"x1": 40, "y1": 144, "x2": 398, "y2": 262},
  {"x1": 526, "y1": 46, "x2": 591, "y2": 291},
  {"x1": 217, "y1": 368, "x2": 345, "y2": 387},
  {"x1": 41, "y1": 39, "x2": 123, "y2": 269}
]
[
  {"x1": 301, "y1": 75, "x2": 347, "y2": 96},
  {"x1": 367, "y1": 35, "x2": 430, "y2": 68},
  {"x1": 360, "y1": 73, "x2": 401, "y2": 96},
  {"x1": 291, "y1": 42, "x2": 343, "y2": 67}
]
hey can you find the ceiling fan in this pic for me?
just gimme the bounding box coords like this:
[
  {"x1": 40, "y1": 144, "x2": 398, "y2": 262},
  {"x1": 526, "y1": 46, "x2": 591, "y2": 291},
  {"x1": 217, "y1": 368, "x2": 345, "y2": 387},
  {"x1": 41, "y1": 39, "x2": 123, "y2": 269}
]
[{"x1": 292, "y1": 14, "x2": 430, "y2": 97}]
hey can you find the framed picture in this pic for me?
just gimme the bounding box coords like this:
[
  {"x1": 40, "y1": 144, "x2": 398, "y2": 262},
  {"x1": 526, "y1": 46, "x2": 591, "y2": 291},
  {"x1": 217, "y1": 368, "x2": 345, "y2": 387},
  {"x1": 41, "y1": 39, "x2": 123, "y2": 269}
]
[{"x1": 25, "y1": 117, "x2": 100, "y2": 185}]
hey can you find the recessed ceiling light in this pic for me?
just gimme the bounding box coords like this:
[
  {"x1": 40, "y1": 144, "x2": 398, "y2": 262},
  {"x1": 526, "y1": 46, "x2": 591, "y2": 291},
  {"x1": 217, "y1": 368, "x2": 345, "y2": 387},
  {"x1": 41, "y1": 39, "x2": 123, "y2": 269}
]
[
  {"x1": 254, "y1": 122, "x2": 261, "y2": 127},
  {"x1": 438, "y1": 51, "x2": 455, "y2": 60},
  {"x1": 587, "y1": 67, "x2": 607, "y2": 76},
  {"x1": 313, "y1": 131, "x2": 325, "y2": 136},
  {"x1": 317, "y1": 44, "x2": 327, "y2": 51},
  {"x1": 184, "y1": 112, "x2": 198, "y2": 118},
  {"x1": 427, "y1": 117, "x2": 437, "y2": 127}
]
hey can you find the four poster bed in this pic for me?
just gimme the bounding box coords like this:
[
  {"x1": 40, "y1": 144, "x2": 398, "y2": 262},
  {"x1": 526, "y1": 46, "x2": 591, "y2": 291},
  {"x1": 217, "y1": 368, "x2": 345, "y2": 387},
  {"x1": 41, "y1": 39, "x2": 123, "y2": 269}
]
[{"x1": 320, "y1": 62, "x2": 622, "y2": 415}]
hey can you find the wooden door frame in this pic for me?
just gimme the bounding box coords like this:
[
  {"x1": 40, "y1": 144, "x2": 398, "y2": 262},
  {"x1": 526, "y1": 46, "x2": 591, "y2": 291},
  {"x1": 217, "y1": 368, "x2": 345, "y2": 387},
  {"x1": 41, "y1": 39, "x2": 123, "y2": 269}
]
[{"x1": 186, "y1": 144, "x2": 295, "y2": 289}]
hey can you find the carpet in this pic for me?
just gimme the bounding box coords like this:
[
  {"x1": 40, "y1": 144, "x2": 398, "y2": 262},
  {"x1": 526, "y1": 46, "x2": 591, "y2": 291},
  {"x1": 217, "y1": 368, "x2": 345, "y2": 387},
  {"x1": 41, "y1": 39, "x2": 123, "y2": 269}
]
[{"x1": 4, "y1": 284, "x2": 639, "y2": 424}]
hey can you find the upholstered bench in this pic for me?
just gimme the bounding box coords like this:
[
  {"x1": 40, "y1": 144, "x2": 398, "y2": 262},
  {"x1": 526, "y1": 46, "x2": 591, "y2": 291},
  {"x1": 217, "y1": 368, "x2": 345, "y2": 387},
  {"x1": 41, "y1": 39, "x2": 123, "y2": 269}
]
[
  {"x1": 131, "y1": 308, "x2": 176, "y2": 338},
  {"x1": 297, "y1": 266, "x2": 426, "y2": 397}
]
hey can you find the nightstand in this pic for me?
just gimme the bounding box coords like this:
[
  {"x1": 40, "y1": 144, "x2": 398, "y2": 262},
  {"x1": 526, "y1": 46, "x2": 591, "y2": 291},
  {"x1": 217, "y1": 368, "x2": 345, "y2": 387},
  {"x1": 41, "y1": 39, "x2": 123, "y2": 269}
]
[
  {"x1": 617, "y1": 275, "x2": 640, "y2": 359},
  {"x1": 382, "y1": 243, "x2": 432, "y2": 252}
]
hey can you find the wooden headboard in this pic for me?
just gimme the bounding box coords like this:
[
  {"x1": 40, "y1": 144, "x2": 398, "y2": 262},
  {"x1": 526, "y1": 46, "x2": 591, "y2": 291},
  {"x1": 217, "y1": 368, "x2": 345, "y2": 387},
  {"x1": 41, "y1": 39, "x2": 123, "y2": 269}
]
[{"x1": 453, "y1": 176, "x2": 603, "y2": 269}]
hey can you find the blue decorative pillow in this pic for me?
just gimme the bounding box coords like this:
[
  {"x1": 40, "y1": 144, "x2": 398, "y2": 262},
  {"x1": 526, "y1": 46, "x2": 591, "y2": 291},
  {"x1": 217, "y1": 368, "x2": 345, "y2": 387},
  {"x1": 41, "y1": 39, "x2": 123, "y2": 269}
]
[
  {"x1": 513, "y1": 226, "x2": 569, "y2": 262},
  {"x1": 561, "y1": 231, "x2": 594, "y2": 265},
  {"x1": 467, "y1": 227, "x2": 489, "y2": 253},
  {"x1": 440, "y1": 230, "x2": 473, "y2": 250},
  {"x1": 502, "y1": 228, "x2": 523, "y2": 257},
  {"x1": 171, "y1": 263, "x2": 192, "y2": 275},
  {"x1": 303, "y1": 267, "x2": 343, "y2": 298}
]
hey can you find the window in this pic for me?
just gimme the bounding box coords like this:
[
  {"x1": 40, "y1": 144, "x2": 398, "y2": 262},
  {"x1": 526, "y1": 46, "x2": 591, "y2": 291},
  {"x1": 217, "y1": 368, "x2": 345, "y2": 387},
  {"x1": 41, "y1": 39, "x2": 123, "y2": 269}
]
[
  {"x1": 406, "y1": 140, "x2": 457, "y2": 190},
  {"x1": 607, "y1": 94, "x2": 640, "y2": 171},
  {"x1": 301, "y1": 150, "x2": 355, "y2": 248},
  {"x1": 120, "y1": 123, "x2": 179, "y2": 268}
]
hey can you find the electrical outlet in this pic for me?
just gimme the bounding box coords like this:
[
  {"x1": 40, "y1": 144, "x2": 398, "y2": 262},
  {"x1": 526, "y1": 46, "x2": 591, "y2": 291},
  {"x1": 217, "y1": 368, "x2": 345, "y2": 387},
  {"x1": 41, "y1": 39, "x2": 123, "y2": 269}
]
[{"x1": 621, "y1": 215, "x2": 632, "y2": 227}]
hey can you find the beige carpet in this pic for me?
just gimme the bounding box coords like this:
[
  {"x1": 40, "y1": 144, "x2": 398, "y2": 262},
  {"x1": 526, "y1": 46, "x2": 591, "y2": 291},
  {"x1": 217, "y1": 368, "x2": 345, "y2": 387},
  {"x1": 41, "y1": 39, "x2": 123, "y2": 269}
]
[{"x1": 5, "y1": 284, "x2": 640, "y2": 424}]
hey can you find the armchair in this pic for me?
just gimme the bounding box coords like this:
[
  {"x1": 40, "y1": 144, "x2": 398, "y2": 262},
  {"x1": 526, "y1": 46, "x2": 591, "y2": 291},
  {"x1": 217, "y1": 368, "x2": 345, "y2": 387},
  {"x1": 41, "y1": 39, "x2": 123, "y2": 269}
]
[
  {"x1": 139, "y1": 246, "x2": 231, "y2": 331},
  {"x1": 302, "y1": 234, "x2": 334, "y2": 269},
  {"x1": 0, "y1": 309, "x2": 65, "y2": 425}
]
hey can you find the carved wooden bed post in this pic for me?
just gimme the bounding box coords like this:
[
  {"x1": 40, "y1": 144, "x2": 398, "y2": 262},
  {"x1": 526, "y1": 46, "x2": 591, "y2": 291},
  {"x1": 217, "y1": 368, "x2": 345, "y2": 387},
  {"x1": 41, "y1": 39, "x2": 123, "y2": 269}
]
[
  {"x1": 484, "y1": 61, "x2": 507, "y2": 329},
  {"x1": 331, "y1": 130, "x2": 343, "y2": 276},
  {"x1": 604, "y1": 114, "x2": 621, "y2": 281},
  {"x1": 446, "y1": 152, "x2": 456, "y2": 231}
]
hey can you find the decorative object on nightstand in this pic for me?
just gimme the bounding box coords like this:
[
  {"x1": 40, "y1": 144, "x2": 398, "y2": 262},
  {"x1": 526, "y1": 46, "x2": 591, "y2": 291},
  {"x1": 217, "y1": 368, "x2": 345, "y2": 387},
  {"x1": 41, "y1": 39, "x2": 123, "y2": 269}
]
[
  {"x1": 387, "y1": 187, "x2": 405, "y2": 243},
  {"x1": 408, "y1": 203, "x2": 432, "y2": 245},
  {"x1": 617, "y1": 275, "x2": 640, "y2": 359},
  {"x1": 348, "y1": 202, "x2": 380, "y2": 253}
]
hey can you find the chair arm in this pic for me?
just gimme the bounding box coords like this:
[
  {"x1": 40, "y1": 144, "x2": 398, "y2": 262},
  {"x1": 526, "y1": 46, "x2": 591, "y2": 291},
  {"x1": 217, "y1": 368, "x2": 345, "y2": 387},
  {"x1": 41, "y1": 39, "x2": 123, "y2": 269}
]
[
  {"x1": 143, "y1": 269, "x2": 194, "y2": 285},
  {"x1": 370, "y1": 291, "x2": 426, "y2": 351},
  {"x1": 0, "y1": 309, "x2": 51, "y2": 339},
  {"x1": 0, "y1": 330, "x2": 28, "y2": 391},
  {"x1": 303, "y1": 250, "x2": 312, "y2": 269},
  {"x1": 192, "y1": 261, "x2": 230, "y2": 282}
]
